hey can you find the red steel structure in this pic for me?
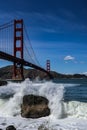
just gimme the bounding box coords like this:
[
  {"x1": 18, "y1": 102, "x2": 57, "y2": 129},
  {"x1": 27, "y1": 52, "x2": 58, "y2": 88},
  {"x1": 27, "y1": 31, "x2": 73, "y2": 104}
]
[
  {"x1": 0, "y1": 19, "x2": 52, "y2": 80},
  {"x1": 12, "y1": 19, "x2": 24, "y2": 80},
  {"x1": 46, "y1": 60, "x2": 50, "y2": 72}
]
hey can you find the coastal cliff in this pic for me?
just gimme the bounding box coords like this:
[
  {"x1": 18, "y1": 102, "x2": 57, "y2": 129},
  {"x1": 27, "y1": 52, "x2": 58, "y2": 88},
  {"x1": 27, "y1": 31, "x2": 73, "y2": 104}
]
[{"x1": 0, "y1": 65, "x2": 87, "y2": 80}]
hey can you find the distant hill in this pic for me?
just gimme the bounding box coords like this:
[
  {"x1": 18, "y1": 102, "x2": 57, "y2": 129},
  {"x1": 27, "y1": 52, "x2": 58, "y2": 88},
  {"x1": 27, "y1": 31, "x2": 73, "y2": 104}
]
[{"x1": 0, "y1": 65, "x2": 87, "y2": 80}]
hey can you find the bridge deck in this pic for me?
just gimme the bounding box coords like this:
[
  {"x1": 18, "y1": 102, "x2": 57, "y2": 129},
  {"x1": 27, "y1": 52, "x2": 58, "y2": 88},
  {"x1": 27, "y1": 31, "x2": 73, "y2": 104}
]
[{"x1": 0, "y1": 51, "x2": 52, "y2": 78}]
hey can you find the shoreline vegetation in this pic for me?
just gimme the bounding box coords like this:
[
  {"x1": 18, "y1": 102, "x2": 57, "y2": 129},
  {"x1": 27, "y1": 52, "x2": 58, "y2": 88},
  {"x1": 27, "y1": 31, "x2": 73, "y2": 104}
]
[{"x1": 0, "y1": 66, "x2": 86, "y2": 83}]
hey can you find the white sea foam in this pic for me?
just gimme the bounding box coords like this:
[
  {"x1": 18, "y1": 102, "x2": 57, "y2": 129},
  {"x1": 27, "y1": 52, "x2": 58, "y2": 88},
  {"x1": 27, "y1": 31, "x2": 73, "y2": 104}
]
[
  {"x1": 0, "y1": 79, "x2": 86, "y2": 118},
  {"x1": 0, "y1": 79, "x2": 87, "y2": 129},
  {"x1": 0, "y1": 80, "x2": 64, "y2": 118},
  {"x1": 64, "y1": 101, "x2": 87, "y2": 118}
]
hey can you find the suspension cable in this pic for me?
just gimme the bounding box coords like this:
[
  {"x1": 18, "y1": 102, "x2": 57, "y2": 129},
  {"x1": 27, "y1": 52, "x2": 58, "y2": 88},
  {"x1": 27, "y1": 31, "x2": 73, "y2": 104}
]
[
  {"x1": 0, "y1": 20, "x2": 14, "y2": 31},
  {"x1": 24, "y1": 33, "x2": 37, "y2": 64},
  {"x1": 0, "y1": 20, "x2": 14, "y2": 55},
  {"x1": 0, "y1": 20, "x2": 13, "y2": 28},
  {"x1": 0, "y1": 24, "x2": 14, "y2": 31},
  {"x1": 23, "y1": 22, "x2": 41, "y2": 66}
]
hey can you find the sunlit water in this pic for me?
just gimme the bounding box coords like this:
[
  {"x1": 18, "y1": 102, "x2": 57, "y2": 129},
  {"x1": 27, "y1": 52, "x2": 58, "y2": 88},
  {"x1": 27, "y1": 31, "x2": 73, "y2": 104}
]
[{"x1": 0, "y1": 78, "x2": 87, "y2": 129}]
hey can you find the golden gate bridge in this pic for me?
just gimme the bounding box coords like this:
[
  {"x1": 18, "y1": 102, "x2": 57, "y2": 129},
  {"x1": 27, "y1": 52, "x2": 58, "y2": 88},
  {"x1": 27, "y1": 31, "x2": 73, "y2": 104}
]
[{"x1": 0, "y1": 19, "x2": 51, "y2": 80}]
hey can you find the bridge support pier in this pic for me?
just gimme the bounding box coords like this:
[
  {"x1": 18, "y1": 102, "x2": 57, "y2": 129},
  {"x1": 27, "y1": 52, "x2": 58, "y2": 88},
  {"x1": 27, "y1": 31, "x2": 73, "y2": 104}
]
[{"x1": 12, "y1": 19, "x2": 24, "y2": 80}]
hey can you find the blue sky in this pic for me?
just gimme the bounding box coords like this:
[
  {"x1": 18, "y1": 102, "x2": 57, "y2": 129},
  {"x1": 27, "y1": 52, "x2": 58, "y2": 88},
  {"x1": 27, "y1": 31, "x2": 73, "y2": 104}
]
[{"x1": 0, "y1": 0, "x2": 87, "y2": 74}]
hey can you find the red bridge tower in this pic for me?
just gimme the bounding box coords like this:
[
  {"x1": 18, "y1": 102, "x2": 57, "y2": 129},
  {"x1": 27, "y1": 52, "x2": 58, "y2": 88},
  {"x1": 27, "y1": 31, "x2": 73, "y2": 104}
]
[
  {"x1": 46, "y1": 60, "x2": 50, "y2": 72},
  {"x1": 12, "y1": 19, "x2": 24, "y2": 80}
]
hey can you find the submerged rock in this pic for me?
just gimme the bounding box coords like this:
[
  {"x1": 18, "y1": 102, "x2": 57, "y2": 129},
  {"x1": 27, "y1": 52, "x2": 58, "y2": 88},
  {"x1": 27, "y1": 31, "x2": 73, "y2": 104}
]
[
  {"x1": 6, "y1": 125, "x2": 16, "y2": 130},
  {"x1": 21, "y1": 94, "x2": 50, "y2": 118}
]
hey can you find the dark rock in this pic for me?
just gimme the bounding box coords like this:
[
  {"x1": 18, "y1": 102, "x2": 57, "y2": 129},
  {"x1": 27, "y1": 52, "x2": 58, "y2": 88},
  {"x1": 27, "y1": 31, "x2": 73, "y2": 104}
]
[
  {"x1": 23, "y1": 95, "x2": 49, "y2": 105},
  {"x1": 0, "y1": 80, "x2": 7, "y2": 86},
  {"x1": 6, "y1": 125, "x2": 16, "y2": 130},
  {"x1": 21, "y1": 94, "x2": 50, "y2": 118}
]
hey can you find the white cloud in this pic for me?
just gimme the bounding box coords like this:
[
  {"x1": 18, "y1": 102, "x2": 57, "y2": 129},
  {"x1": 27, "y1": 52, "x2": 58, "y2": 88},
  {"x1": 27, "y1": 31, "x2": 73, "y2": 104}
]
[{"x1": 64, "y1": 55, "x2": 75, "y2": 61}]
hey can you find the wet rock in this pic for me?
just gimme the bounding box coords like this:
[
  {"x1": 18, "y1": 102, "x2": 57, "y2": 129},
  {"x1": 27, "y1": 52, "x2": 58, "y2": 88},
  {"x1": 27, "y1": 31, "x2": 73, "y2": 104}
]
[
  {"x1": 6, "y1": 125, "x2": 16, "y2": 130},
  {"x1": 21, "y1": 94, "x2": 50, "y2": 118},
  {"x1": 0, "y1": 80, "x2": 7, "y2": 86}
]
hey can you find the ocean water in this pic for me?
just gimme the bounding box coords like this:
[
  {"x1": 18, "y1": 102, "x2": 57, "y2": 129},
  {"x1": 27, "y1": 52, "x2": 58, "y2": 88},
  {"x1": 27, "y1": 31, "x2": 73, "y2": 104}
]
[{"x1": 0, "y1": 78, "x2": 87, "y2": 129}]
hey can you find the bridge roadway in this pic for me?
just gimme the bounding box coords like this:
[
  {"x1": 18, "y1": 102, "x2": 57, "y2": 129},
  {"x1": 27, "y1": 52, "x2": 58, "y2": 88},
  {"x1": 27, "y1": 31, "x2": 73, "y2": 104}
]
[{"x1": 0, "y1": 51, "x2": 52, "y2": 78}]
